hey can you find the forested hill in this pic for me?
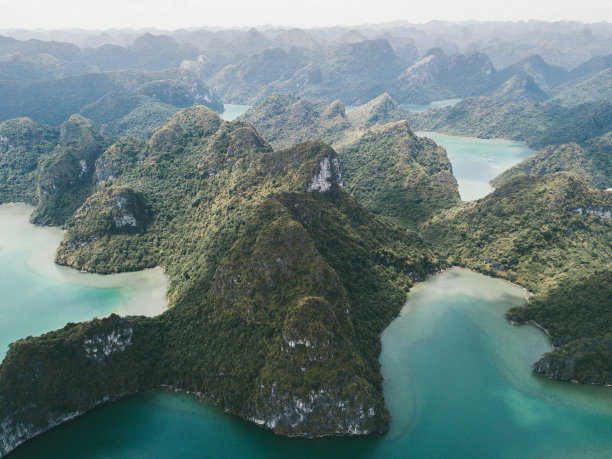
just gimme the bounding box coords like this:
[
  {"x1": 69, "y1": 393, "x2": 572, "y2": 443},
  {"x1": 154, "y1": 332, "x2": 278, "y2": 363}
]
[{"x1": 0, "y1": 106, "x2": 439, "y2": 456}]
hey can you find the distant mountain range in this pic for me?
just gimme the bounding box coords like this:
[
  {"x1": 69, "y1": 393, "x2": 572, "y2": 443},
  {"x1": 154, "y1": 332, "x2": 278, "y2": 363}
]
[{"x1": 1, "y1": 25, "x2": 611, "y2": 109}]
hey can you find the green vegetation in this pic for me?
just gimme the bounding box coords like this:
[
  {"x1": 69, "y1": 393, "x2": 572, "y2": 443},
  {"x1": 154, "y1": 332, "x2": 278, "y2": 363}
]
[
  {"x1": 0, "y1": 107, "x2": 438, "y2": 451},
  {"x1": 409, "y1": 97, "x2": 612, "y2": 190},
  {"x1": 551, "y1": 68, "x2": 612, "y2": 107},
  {"x1": 0, "y1": 118, "x2": 58, "y2": 204},
  {"x1": 408, "y1": 97, "x2": 612, "y2": 149},
  {"x1": 421, "y1": 173, "x2": 611, "y2": 383},
  {"x1": 389, "y1": 49, "x2": 497, "y2": 104},
  {"x1": 491, "y1": 139, "x2": 612, "y2": 190},
  {"x1": 0, "y1": 69, "x2": 222, "y2": 127},
  {"x1": 0, "y1": 77, "x2": 610, "y2": 453},
  {"x1": 338, "y1": 121, "x2": 459, "y2": 226},
  {"x1": 241, "y1": 93, "x2": 460, "y2": 227},
  {"x1": 31, "y1": 115, "x2": 110, "y2": 226},
  {"x1": 209, "y1": 40, "x2": 402, "y2": 105}
]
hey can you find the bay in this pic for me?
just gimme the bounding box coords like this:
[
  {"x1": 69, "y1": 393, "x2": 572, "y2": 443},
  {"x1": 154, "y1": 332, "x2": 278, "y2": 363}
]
[
  {"x1": 10, "y1": 269, "x2": 612, "y2": 458},
  {"x1": 0, "y1": 203, "x2": 168, "y2": 360},
  {"x1": 416, "y1": 131, "x2": 534, "y2": 201}
]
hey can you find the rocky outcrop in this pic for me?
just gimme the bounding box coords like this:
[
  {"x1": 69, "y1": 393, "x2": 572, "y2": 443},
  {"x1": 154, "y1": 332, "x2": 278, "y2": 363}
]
[
  {"x1": 0, "y1": 315, "x2": 161, "y2": 457},
  {"x1": 308, "y1": 154, "x2": 343, "y2": 192},
  {"x1": 249, "y1": 382, "x2": 381, "y2": 436},
  {"x1": 534, "y1": 338, "x2": 612, "y2": 385}
]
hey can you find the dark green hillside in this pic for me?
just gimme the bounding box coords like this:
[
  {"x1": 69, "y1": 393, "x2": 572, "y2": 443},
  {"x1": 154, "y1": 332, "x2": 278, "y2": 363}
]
[
  {"x1": 551, "y1": 68, "x2": 612, "y2": 106},
  {"x1": 31, "y1": 115, "x2": 109, "y2": 226},
  {"x1": 421, "y1": 173, "x2": 611, "y2": 383},
  {"x1": 0, "y1": 118, "x2": 59, "y2": 204},
  {"x1": 337, "y1": 121, "x2": 459, "y2": 226},
  {"x1": 79, "y1": 92, "x2": 178, "y2": 139},
  {"x1": 237, "y1": 94, "x2": 350, "y2": 149},
  {"x1": 409, "y1": 97, "x2": 612, "y2": 149},
  {"x1": 241, "y1": 93, "x2": 459, "y2": 227},
  {"x1": 488, "y1": 74, "x2": 549, "y2": 106},
  {"x1": 346, "y1": 93, "x2": 411, "y2": 129},
  {"x1": 491, "y1": 139, "x2": 612, "y2": 190},
  {"x1": 496, "y1": 54, "x2": 569, "y2": 92},
  {"x1": 0, "y1": 107, "x2": 438, "y2": 455}
]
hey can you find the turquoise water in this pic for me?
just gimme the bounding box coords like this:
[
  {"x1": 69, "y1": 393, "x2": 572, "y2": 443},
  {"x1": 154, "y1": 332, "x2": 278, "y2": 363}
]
[
  {"x1": 416, "y1": 131, "x2": 533, "y2": 201},
  {"x1": 220, "y1": 104, "x2": 252, "y2": 121},
  {"x1": 10, "y1": 268, "x2": 612, "y2": 458},
  {"x1": 401, "y1": 98, "x2": 462, "y2": 113},
  {"x1": 0, "y1": 203, "x2": 168, "y2": 360}
]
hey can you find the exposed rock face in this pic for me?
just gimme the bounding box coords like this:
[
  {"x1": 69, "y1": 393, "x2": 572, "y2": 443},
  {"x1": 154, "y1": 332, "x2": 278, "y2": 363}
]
[
  {"x1": 32, "y1": 114, "x2": 108, "y2": 225},
  {"x1": 249, "y1": 382, "x2": 381, "y2": 436},
  {"x1": 308, "y1": 154, "x2": 343, "y2": 192},
  {"x1": 83, "y1": 327, "x2": 134, "y2": 362}
]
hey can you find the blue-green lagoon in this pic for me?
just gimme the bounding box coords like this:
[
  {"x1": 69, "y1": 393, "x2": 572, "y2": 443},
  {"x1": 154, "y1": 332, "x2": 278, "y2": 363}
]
[
  {"x1": 8, "y1": 268, "x2": 612, "y2": 458},
  {"x1": 401, "y1": 98, "x2": 462, "y2": 113},
  {"x1": 220, "y1": 104, "x2": 252, "y2": 121},
  {"x1": 416, "y1": 132, "x2": 534, "y2": 201},
  {"x1": 0, "y1": 203, "x2": 168, "y2": 360}
]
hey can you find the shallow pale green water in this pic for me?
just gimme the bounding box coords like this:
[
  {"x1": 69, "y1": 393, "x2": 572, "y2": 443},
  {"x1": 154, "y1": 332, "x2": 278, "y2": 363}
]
[
  {"x1": 416, "y1": 131, "x2": 533, "y2": 201},
  {"x1": 221, "y1": 99, "x2": 460, "y2": 121},
  {"x1": 220, "y1": 104, "x2": 252, "y2": 121},
  {"x1": 10, "y1": 268, "x2": 612, "y2": 458},
  {"x1": 401, "y1": 98, "x2": 462, "y2": 113},
  {"x1": 0, "y1": 203, "x2": 168, "y2": 359}
]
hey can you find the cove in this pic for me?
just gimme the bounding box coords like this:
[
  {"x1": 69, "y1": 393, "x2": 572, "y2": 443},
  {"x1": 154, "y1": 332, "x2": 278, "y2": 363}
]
[
  {"x1": 9, "y1": 268, "x2": 612, "y2": 458},
  {"x1": 0, "y1": 203, "x2": 168, "y2": 360},
  {"x1": 416, "y1": 131, "x2": 533, "y2": 201}
]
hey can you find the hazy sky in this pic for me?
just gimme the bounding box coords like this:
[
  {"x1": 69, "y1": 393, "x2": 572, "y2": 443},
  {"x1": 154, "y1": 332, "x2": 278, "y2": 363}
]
[{"x1": 1, "y1": 0, "x2": 611, "y2": 30}]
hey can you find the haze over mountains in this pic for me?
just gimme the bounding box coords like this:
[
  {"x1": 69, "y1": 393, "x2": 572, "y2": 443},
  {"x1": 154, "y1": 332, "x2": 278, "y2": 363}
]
[{"x1": 0, "y1": 21, "x2": 611, "y2": 112}]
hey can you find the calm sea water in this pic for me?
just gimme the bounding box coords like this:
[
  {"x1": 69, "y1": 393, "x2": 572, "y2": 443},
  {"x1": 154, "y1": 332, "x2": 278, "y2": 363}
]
[
  {"x1": 416, "y1": 132, "x2": 533, "y2": 201},
  {"x1": 9, "y1": 269, "x2": 612, "y2": 458},
  {"x1": 222, "y1": 99, "x2": 461, "y2": 120},
  {"x1": 220, "y1": 104, "x2": 252, "y2": 121},
  {"x1": 0, "y1": 203, "x2": 168, "y2": 359}
]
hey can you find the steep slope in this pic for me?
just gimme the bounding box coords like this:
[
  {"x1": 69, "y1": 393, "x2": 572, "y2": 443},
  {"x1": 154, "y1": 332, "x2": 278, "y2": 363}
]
[
  {"x1": 346, "y1": 93, "x2": 411, "y2": 129},
  {"x1": 336, "y1": 121, "x2": 459, "y2": 226},
  {"x1": 31, "y1": 114, "x2": 109, "y2": 226},
  {"x1": 568, "y1": 54, "x2": 612, "y2": 80},
  {"x1": 422, "y1": 173, "x2": 611, "y2": 384},
  {"x1": 0, "y1": 118, "x2": 59, "y2": 204},
  {"x1": 390, "y1": 49, "x2": 497, "y2": 104},
  {"x1": 0, "y1": 107, "x2": 437, "y2": 455},
  {"x1": 241, "y1": 93, "x2": 460, "y2": 227},
  {"x1": 0, "y1": 69, "x2": 222, "y2": 126},
  {"x1": 488, "y1": 74, "x2": 549, "y2": 106},
  {"x1": 496, "y1": 54, "x2": 569, "y2": 92},
  {"x1": 551, "y1": 68, "x2": 612, "y2": 106},
  {"x1": 491, "y1": 138, "x2": 612, "y2": 190},
  {"x1": 408, "y1": 97, "x2": 612, "y2": 149}
]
